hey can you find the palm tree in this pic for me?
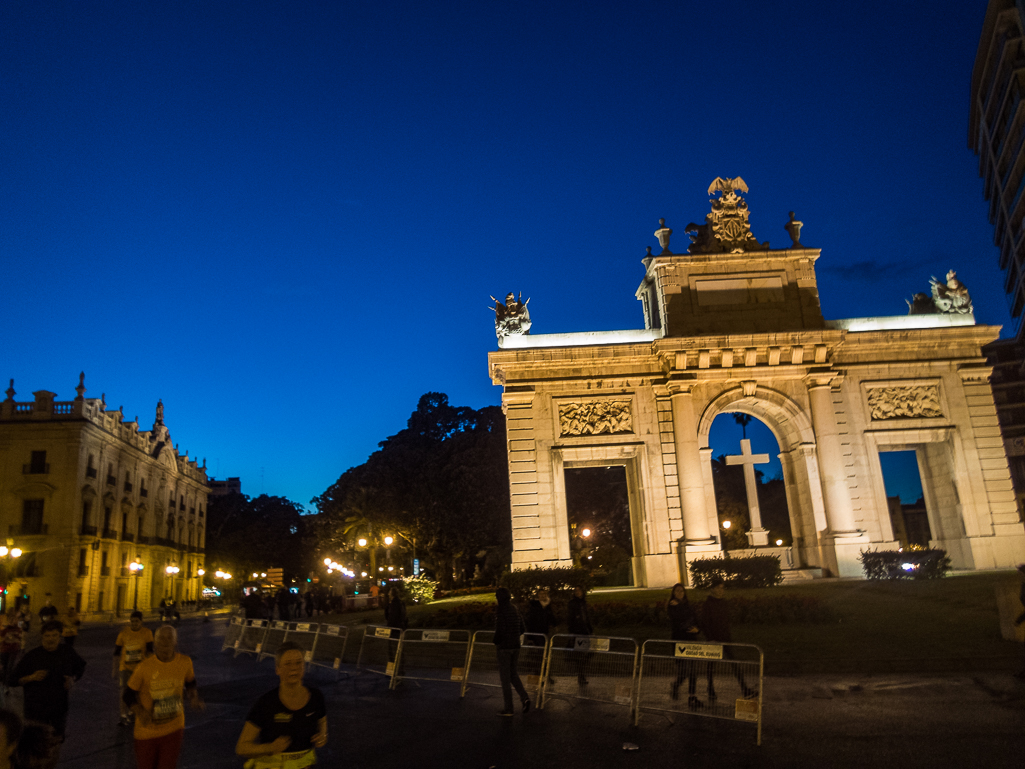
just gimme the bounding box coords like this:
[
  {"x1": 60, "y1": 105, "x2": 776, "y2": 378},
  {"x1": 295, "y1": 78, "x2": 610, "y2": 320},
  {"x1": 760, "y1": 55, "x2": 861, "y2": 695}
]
[{"x1": 733, "y1": 412, "x2": 753, "y2": 439}]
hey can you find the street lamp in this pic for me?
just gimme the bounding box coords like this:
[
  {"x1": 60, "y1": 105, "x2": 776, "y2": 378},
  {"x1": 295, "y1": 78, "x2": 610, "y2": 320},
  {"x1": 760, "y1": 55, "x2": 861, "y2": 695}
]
[
  {"x1": 129, "y1": 559, "x2": 145, "y2": 609},
  {"x1": 383, "y1": 536, "x2": 393, "y2": 546},
  {"x1": 580, "y1": 528, "x2": 591, "y2": 538},
  {"x1": 357, "y1": 538, "x2": 367, "y2": 547},
  {"x1": 721, "y1": 520, "x2": 731, "y2": 557},
  {"x1": 0, "y1": 546, "x2": 22, "y2": 614},
  {"x1": 776, "y1": 539, "x2": 783, "y2": 547}
]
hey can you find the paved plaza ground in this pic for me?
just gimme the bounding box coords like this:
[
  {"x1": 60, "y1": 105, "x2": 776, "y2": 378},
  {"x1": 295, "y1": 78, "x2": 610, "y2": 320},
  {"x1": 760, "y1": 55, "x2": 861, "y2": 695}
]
[{"x1": 1, "y1": 616, "x2": 1022, "y2": 768}]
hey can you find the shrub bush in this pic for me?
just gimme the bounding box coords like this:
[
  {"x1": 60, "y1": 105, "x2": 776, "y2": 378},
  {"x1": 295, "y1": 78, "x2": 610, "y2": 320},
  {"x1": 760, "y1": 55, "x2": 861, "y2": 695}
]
[
  {"x1": 402, "y1": 575, "x2": 439, "y2": 604},
  {"x1": 498, "y1": 566, "x2": 593, "y2": 601},
  {"x1": 433, "y1": 586, "x2": 497, "y2": 600},
  {"x1": 859, "y1": 548, "x2": 951, "y2": 580},
  {"x1": 689, "y1": 555, "x2": 783, "y2": 589}
]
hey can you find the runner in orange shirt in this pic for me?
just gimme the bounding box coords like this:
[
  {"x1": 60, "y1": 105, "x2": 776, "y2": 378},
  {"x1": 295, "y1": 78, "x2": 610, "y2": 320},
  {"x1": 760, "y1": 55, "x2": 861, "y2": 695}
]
[
  {"x1": 113, "y1": 611, "x2": 154, "y2": 726},
  {"x1": 124, "y1": 625, "x2": 203, "y2": 769}
]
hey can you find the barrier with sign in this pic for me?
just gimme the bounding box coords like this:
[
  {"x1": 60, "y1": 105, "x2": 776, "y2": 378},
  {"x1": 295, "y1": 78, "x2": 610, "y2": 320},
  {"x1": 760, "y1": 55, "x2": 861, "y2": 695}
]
[
  {"x1": 460, "y1": 631, "x2": 549, "y2": 700},
  {"x1": 310, "y1": 623, "x2": 349, "y2": 679},
  {"x1": 282, "y1": 621, "x2": 319, "y2": 661},
  {"x1": 541, "y1": 634, "x2": 638, "y2": 714},
  {"x1": 635, "y1": 639, "x2": 763, "y2": 744},
  {"x1": 356, "y1": 624, "x2": 403, "y2": 682},
  {"x1": 257, "y1": 621, "x2": 291, "y2": 662},
  {"x1": 221, "y1": 614, "x2": 245, "y2": 652},
  {"x1": 234, "y1": 619, "x2": 270, "y2": 657},
  {"x1": 392, "y1": 629, "x2": 472, "y2": 690}
]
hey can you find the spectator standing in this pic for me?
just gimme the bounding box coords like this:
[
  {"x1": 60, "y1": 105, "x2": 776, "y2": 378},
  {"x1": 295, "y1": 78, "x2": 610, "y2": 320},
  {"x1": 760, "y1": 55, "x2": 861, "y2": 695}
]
[
  {"x1": 37, "y1": 599, "x2": 57, "y2": 626},
  {"x1": 566, "y1": 586, "x2": 594, "y2": 686},
  {"x1": 124, "y1": 625, "x2": 203, "y2": 769},
  {"x1": 493, "y1": 588, "x2": 531, "y2": 717},
  {"x1": 667, "y1": 583, "x2": 702, "y2": 709},
  {"x1": 0, "y1": 707, "x2": 21, "y2": 769},
  {"x1": 61, "y1": 607, "x2": 81, "y2": 649},
  {"x1": 0, "y1": 613, "x2": 23, "y2": 690},
  {"x1": 384, "y1": 588, "x2": 407, "y2": 631},
  {"x1": 525, "y1": 590, "x2": 557, "y2": 638},
  {"x1": 275, "y1": 588, "x2": 290, "y2": 622},
  {"x1": 11, "y1": 621, "x2": 87, "y2": 740},
  {"x1": 113, "y1": 611, "x2": 155, "y2": 726},
  {"x1": 701, "y1": 577, "x2": 756, "y2": 699},
  {"x1": 235, "y1": 642, "x2": 328, "y2": 766}
]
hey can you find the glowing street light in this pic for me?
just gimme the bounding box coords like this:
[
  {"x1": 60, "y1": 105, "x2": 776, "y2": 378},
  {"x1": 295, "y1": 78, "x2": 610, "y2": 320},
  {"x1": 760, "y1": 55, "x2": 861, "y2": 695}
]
[
  {"x1": 357, "y1": 538, "x2": 368, "y2": 547},
  {"x1": 580, "y1": 528, "x2": 591, "y2": 538},
  {"x1": 383, "y1": 536, "x2": 393, "y2": 546},
  {"x1": 197, "y1": 568, "x2": 205, "y2": 576},
  {"x1": 360, "y1": 571, "x2": 367, "y2": 577},
  {"x1": 776, "y1": 539, "x2": 783, "y2": 547},
  {"x1": 11, "y1": 549, "x2": 22, "y2": 558},
  {"x1": 165, "y1": 565, "x2": 180, "y2": 575},
  {"x1": 324, "y1": 557, "x2": 332, "y2": 566},
  {"x1": 722, "y1": 520, "x2": 731, "y2": 530}
]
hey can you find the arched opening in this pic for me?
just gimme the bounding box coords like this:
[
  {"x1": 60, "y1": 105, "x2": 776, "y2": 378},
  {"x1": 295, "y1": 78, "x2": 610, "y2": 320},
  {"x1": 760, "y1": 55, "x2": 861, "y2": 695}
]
[{"x1": 564, "y1": 466, "x2": 634, "y2": 586}]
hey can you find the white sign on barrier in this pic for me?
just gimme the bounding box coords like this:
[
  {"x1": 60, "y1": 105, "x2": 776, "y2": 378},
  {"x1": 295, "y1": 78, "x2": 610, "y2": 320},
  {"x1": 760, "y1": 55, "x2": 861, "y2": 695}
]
[
  {"x1": 735, "y1": 698, "x2": 758, "y2": 722},
  {"x1": 450, "y1": 667, "x2": 464, "y2": 681},
  {"x1": 615, "y1": 683, "x2": 633, "y2": 705},
  {"x1": 323, "y1": 626, "x2": 340, "y2": 636},
  {"x1": 375, "y1": 627, "x2": 393, "y2": 638},
  {"x1": 296, "y1": 623, "x2": 311, "y2": 632},
  {"x1": 675, "y1": 643, "x2": 723, "y2": 660},
  {"x1": 574, "y1": 637, "x2": 610, "y2": 652},
  {"x1": 422, "y1": 630, "x2": 450, "y2": 642},
  {"x1": 304, "y1": 650, "x2": 312, "y2": 662}
]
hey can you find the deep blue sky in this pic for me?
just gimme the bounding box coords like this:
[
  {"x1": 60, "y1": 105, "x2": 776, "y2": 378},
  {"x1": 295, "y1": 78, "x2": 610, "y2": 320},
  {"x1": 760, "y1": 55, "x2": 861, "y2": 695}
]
[{"x1": 1, "y1": 1, "x2": 997, "y2": 507}]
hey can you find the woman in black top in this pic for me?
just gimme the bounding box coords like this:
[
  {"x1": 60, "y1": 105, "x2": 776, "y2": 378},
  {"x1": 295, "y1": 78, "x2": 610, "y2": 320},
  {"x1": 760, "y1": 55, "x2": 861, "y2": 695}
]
[
  {"x1": 667, "y1": 583, "x2": 703, "y2": 709},
  {"x1": 236, "y1": 641, "x2": 327, "y2": 767}
]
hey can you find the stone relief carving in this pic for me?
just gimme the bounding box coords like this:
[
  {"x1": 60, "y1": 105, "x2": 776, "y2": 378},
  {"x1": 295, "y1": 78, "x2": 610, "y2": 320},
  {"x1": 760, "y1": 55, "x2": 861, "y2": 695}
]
[
  {"x1": 490, "y1": 292, "x2": 531, "y2": 339},
  {"x1": 907, "y1": 270, "x2": 973, "y2": 315},
  {"x1": 559, "y1": 400, "x2": 633, "y2": 436},
  {"x1": 684, "y1": 177, "x2": 770, "y2": 254},
  {"x1": 866, "y1": 385, "x2": 943, "y2": 420}
]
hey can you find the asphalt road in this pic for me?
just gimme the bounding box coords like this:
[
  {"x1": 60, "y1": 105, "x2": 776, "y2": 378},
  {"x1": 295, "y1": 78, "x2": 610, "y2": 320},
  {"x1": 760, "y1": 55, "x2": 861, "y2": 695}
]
[{"x1": 3, "y1": 617, "x2": 1022, "y2": 768}]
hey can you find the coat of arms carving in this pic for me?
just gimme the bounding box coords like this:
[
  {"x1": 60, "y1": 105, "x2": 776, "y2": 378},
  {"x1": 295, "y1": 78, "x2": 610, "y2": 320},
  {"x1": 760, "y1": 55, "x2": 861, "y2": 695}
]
[{"x1": 685, "y1": 177, "x2": 770, "y2": 254}]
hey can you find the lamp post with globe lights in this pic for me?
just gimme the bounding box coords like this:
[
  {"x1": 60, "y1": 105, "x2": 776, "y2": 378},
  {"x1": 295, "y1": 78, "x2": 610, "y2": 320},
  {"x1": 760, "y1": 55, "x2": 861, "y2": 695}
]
[
  {"x1": 0, "y1": 546, "x2": 22, "y2": 614},
  {"x1": 129, "y1": 559, "x2": 145, "y2": 610}
]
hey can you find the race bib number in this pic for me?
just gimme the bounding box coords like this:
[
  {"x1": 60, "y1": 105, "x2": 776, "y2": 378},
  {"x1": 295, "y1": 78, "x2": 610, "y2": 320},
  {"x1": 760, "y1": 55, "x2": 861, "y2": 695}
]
[
  {"x1": 124, "y1": 645, "x2": 144, "y2": 665},
  {"x1": 151, "y1": 693, "x2": 183, "y2": 723}
]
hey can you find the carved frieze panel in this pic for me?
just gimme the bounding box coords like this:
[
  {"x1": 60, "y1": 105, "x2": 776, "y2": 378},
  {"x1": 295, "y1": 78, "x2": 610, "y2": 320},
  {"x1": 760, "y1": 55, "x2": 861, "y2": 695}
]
[
  {"x1": 866, "y1": 385, "x2": 942, "y2": 420},
  {"x1": 558, "y1": 400, "x2": 633, "y2": 436}
]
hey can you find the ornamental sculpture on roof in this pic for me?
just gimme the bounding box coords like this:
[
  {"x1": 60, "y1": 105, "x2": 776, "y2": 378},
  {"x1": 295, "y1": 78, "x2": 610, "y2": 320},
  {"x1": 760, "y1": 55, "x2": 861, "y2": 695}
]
[
  {"x1": 906, "y1": 270, "x2": 973, "y2": 315},
  {"x1": 491, "y1": 292, "x2": 532, "y2": 339},
  {"x1": 684, "y1": 177, "x2": 770, "y2": 254}
]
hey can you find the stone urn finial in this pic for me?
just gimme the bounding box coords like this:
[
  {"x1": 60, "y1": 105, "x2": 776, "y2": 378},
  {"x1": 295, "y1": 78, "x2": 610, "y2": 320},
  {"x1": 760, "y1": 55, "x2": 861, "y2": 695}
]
[
  {"x1": 654, "y1": 218, "x2": 673, "y2": 255},
  {"x1": 4, "y1": 379, "x2": 13, "y2": 402},
  {"x1": 784, "y1": 211, "x2": 804, "y2": 247},
  {"x1": 75, "y1": 372, "x2": 86, "y2": 401}
]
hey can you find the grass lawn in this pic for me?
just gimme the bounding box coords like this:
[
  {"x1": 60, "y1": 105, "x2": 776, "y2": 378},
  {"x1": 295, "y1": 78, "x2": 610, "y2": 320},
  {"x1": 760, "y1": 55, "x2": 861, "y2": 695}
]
[{"x1": 315, "y1": 571, "x2": 1024, "y2": 674}]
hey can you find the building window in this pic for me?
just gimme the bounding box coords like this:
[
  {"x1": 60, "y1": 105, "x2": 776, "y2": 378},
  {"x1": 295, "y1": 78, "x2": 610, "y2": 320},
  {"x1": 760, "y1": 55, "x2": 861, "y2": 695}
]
[
  {"x1": 81, "y1": 501, "x2": 93, "y2": 532},
  {"x1": 78, "y1": 549, "x2": 88, "y2": 577},
  {"x1": 21, "y1": 499, "x2": 44, "y2": 535},
  {"x1": 138, "y1": 516, "x2": 145, "y2": 539},
  {"x1": 169, "y1": 493, "x2": 176, "y2": 509},
  {"x1": 98, "y1": 591, "x2": 105, "y2": 611},
  {"x1": 124, "y1": 472, "x2": 132, "y2": 493},
  {"x1": 107, "y1": 465, "x2": 116, "y2": 486},
  {"x1": 75, "y1": 593, "x2": 82, "y2": 612},
  {"x1": 140, "y1": 479, "x2": 148, "y2": 498},
  {"x1": 199, "y1": 506, "x2": 204, "y2": 518},
  {"x1": 24, "y1": 451, "x2": 48, "y2": 475},
  {"x1": 14, "y1": 552, "x2": 39, "y2": 578},
  {"x1": 103, "y1": 507, "x2": 113, "y2": 535},
  {"x1": 100, "y1": 551, "x2": 110, "y2": 577},
  {"x1": 86, "y1": 455, "x2": 97, "y2": 479}
]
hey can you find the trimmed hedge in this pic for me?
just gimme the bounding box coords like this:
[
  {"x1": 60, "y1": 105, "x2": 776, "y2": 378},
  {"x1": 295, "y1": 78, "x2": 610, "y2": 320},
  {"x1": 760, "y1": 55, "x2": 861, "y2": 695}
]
[
  {"x1": 859, "y1": 548, "x2": 951, "y2": 580},
  {"x1": 402, "y1": 575, "x2": 439, "y2": 604},
  {"x1": 498, "y1": 566, "x2": 593, "y2": 601},
  {"x1": 689, "y1": 555, "x2": 783, "y2": 589}
]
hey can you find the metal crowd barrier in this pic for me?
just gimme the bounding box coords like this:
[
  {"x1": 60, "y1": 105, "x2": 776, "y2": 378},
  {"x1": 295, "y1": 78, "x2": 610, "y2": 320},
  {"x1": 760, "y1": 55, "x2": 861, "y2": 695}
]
[
  {"x1": 392, "y1": 628, "x2": 471, "y2": 690},
  {"x1": 541, "y1": 634, "x2": 639, "y2": 713},
  {"x1": 221, "y1": 614, "x2": 245, "y2": 652},
  {"x1": 234, "y1": 619, "x2": 270, "y2": 657},
  {"x1": 356, "y1": 624, "x2": 403, "y2": 682},
  {"x1": 310, "y1": 623, "x2": 349, "y2": 679},
  {"x1": 635, "y1": 639, "x2": 763, "y2": 744},
  {"x1": 258, "y1": 621, "x2": 291, "y2": 661},
  {"x1": 460, "y1": 631, "x2": 549, "y2": 700}
]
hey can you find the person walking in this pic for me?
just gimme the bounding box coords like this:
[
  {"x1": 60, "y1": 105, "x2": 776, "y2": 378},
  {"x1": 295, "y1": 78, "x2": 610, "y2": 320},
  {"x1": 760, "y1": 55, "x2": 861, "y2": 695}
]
[
  {"x1": 384, "y1": 587, "x2": 407, "y2": 631},
  {"x1": 667, "y1": 582, "x2": 703, "y2": 709},
  {"x1": 566, "y1": 586, "x2": 594, "y2": 686},
  {"x1": 493, "y1": 587, "x2": 530, "y2": 717},
  {"x1": 701, "y1": 577, "x2": 756, "y2": 700},
  {"x1": 61, "y1": 607, "x2": 81, "y2": 649},
  {"x1": 123, "y1": 625, "x2": 203, "y2": 769},
  {"x1": 0, "y1": 613, "x2": 23, "y2": 690},
  {"x1": 235, "y1": 641, "x2": 328, "y2": 767},
  {"x1": 525, "y1": 589, "x2": 557, "y2": 683},
  {"x1": 113, "y1": 611, "x2": 155, "y2": 726},
  {"x1": 11, "y1": 621, "x2": 87, "y2": 741}
]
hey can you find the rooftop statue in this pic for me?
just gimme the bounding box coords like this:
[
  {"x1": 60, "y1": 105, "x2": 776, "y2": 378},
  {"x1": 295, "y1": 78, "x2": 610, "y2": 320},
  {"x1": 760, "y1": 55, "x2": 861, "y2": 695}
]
[
  {"x1": 491, "y1": 292, "x2": 531, "y2": 338},
  {"x1": 685, "y1": 176, "x2": 770, "y2": 254},
  {"x1": 907, "y1": 270, "x2": 973, "y2": 315}
]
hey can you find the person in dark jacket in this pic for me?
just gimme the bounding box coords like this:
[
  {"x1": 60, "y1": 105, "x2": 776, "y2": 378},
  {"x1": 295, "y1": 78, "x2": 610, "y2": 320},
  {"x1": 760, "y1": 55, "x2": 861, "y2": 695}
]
[
  {"x1": 384, "y1": 588, "x2": 407, "y2": 630},
  {"x1": 525, "y1": 590, "x2": 557, "y2": 638},
  {"x1": 566, "y1": 586, "x2": 594, "y2": 686},
  {"x1": 493, "y1": 588, "x2": 530, "y2": 716},
  {"x1": 702, "y1": 578, "x2": 756, "y2": 699},
  {"x1": 667, "y1": 583, "x2": 703, "y2": 709},
  {"x1": 11, "y1": 621, "x2": 87, "y2": 740}
]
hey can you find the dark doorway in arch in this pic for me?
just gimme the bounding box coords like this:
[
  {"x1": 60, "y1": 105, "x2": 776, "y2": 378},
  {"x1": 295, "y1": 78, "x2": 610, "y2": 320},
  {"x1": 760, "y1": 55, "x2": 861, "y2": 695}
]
[
  {"x1": 879, "y1": 450, "x2": 930, "y2": 547},
  {"x1": 564, "y1": 466, "x2": 634, "y2": 586}
]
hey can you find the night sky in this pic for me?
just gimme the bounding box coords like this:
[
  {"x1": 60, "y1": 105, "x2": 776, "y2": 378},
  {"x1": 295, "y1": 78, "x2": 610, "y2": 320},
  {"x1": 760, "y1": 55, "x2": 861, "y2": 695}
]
[{"x1": 2, "y1": 1, "x2": 997, "y2": 508}]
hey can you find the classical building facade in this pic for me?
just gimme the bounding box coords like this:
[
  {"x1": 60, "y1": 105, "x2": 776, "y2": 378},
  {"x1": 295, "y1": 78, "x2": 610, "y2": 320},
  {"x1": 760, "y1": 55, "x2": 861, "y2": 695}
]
[
  {"x1": 0, "y1": 376, "x2": 208, "y2": 618},
  {"x1": 489, "y1": 179, "x2": 1025, "y2": 585}
]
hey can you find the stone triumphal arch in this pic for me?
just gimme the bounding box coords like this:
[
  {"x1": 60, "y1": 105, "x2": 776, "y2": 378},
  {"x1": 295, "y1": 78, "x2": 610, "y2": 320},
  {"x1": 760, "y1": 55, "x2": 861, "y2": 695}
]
[{"x1": 488, "y1": 178, "x2": 1025, "y2": 585}]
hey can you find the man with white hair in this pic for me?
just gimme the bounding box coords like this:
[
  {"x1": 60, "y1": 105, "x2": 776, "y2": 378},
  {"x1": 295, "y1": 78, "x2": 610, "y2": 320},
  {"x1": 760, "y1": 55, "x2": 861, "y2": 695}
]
[{"x1": 123, "y1": 625, "x2": 203, "y2": 769}]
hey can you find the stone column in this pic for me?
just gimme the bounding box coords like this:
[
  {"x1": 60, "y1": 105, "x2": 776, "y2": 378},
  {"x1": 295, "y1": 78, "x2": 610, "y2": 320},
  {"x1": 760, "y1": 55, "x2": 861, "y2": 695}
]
[
  {"x1": 806, "y1": 375, "x2": 867, "y2": 576},
  {"x1": 670, "y1": 385, "x2": 715, "y2": 545}
]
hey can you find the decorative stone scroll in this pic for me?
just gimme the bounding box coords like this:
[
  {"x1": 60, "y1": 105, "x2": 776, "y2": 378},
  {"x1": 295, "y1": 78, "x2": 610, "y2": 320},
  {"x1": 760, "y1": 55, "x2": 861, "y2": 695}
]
[
  {"x1": 866, "y1": 385, "x2": 942, "y2": 420},
  {"x1": 558, "y1": 400, "x2": 633, "y2": 436}
]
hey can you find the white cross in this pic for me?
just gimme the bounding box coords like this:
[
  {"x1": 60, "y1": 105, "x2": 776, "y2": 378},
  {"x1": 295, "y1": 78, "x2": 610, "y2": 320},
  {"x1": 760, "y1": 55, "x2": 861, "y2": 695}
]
[{"x1": 725, "y1": 439, "x2": 770, "y2": 534}]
